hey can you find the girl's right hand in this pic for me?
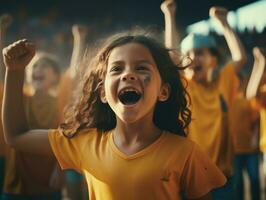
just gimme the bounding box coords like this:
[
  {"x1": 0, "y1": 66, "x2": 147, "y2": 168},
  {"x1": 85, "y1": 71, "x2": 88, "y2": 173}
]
[{"x1": 2, "y1": 39, "x2": 35, "y2": 71}]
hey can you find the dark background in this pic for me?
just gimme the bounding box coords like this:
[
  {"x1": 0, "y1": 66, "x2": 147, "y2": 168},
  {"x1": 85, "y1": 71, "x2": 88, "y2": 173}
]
[
  {"x1": 1, "y1": 0, "x2": 263, "y2": 70},
  {"x1": 0, "y1": 0, "x2": 259, "y2": 28}
]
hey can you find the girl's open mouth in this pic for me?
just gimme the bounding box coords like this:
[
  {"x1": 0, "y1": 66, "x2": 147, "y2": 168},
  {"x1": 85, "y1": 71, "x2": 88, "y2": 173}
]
[{"x1": 118, "y1": 90, "x2": 142, "y2": 105}]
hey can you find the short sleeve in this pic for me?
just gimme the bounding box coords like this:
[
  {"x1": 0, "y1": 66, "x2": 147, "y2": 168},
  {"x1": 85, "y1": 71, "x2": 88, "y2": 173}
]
[
  {"x1": 48, "y1": 129, "x2": 82, "y2": 173},
  {"x1": 181, "y1": 143, "x2": 226, "y2": 199}
]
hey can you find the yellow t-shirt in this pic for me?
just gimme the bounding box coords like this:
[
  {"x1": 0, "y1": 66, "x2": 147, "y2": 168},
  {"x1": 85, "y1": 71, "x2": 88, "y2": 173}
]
[
  {"x1": 229, "y1": 96, "x2": 259, "y2": 153},
  {"x1": 260, "y1": 109, "x2": 266, "y2": 152},
  {"x1": 187, "y1": 64, "x2": 239, "y2": 177},
  {"x1": 48, "y1": 128, "x2": 226, "y2": 200}
]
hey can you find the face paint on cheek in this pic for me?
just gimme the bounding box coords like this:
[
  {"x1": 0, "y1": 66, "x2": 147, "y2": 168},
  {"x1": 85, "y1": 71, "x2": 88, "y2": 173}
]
[{"x1": 144, "y1": 75, "x2": 151, "y2": 85}]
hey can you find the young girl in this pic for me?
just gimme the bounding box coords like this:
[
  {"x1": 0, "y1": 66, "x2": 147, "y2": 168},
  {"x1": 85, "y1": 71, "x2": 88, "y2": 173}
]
[{"x1": 2, "y1": 34, "x2": 226, "y2": 199}]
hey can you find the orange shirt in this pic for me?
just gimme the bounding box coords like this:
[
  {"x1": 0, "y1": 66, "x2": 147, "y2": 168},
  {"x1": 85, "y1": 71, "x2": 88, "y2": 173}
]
[
  {"x1": 49, "y1": 129, "x2": 226, "y2": 200},
  {"x1": 187, "y1": 64, "x2": 239, "y2": 177}
]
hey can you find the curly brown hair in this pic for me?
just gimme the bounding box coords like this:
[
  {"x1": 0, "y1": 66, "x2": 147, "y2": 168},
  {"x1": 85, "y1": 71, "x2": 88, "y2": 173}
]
[{"x1": 59, "y1": 32, "x2": 191, "y2": 137}]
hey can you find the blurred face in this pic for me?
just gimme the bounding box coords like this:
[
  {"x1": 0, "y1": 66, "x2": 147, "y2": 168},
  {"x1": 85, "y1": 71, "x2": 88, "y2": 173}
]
[
  {"x1": 32, "y1": 63, "x2": 59, "y2": 92},
  {"x1": 185, "y1": 48, "x2": 217, "y2": 83},
  {"x1": 103, "y1": 42, "x2": 169, "y2": 124}
]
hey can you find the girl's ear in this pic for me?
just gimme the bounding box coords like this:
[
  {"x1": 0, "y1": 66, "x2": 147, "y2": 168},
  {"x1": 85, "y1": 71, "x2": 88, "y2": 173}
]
[
  {"x1": 100, "y1": 86, "x2": 107, "y2": 103},
  {"x1": 158, "y1": 83, "x2": 170, "y2": 102}
]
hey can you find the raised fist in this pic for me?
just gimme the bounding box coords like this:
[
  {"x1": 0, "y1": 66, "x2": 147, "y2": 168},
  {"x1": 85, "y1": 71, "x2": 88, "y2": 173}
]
[
  {"x1": 72, "y1": 24, "x2": 89, "y2": 39},
  {"x1": 2, "y1": 39, "x2": 36, "y2": 71},
  {"x1": 209, "y1": 7, "x2": 228, "y2": 23},
  {"x1": 161, "y1": 0, "x2": 176, "y2": 15}
]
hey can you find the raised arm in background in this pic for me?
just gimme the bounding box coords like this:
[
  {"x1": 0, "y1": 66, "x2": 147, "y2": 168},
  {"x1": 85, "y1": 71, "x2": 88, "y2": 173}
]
[
  {"x1": 2, "y1": 39, "x2": 52, "y2": 155},
  {"x1": 210, "y1": 7, "x2": 247, "y2": 72},
  {"x1": 160, "y1": 0, "x2": 179, "y2": 49},
  {"x1": 57, "y1": 24, "x2": 89, "y2": 122},
  {"x1": 0, "y1": 14, "x2": 12, "y2": 81},
  {"x1": 246, "y1": 47, "x2": 266, "y2": 100},
  {"x1": 69, "y1": 24, "x2": 89, "y2": 79}
]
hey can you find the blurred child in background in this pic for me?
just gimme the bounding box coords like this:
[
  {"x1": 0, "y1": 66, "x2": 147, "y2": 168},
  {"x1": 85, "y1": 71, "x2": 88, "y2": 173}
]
[
  {"x1": 161, "y1": 1, "x2": 247, "y2": 199},
  {"x1": 1, "y1": 50, "x2": 63, "y2": 200}
]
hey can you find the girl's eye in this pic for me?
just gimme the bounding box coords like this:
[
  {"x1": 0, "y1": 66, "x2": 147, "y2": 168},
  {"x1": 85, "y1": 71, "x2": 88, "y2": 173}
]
[
  {"x1": 110, "y1": 66, "x2": 122, "y2": 72},
  {"x1": 136, "y1": 66, "x2": 149, "y2": 71}
]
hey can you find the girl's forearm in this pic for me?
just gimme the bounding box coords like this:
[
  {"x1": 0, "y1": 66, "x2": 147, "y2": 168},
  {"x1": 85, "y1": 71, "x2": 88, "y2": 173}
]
[{"x1": 2, "y1": 69, "x2": 29, "y2": 145}]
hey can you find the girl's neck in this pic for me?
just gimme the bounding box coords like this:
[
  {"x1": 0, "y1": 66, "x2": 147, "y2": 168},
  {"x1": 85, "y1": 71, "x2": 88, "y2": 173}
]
[{"x1": 113, "y1": 117, "x2": 162, "y2": 146}]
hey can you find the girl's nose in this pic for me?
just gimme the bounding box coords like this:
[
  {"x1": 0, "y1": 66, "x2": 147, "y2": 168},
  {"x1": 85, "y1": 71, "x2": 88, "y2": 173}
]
[{"x1": 121, "y1": 72, "x2": 137, "y2": 81}]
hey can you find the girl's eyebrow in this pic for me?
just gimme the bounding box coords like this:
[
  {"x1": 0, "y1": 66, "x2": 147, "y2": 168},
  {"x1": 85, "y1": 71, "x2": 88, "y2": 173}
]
[
  {"x1": 110, "y1": 59, "x2": 154, "y2": 65},
  {"x1": 109, "y1": 60, "x2": 124, "y2": 65},
  {"x1": 135, "y1": 60, "x2": 154, "y2": 65}
]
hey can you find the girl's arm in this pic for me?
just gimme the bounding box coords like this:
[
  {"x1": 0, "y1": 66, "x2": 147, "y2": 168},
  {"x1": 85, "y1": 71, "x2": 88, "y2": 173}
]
[
  {"x1": 210, "y1": 7, "x2": 247, "y2": 72},
  {"x1": 246, "y1": 47, "x2": 266, "y2": 100},
  {"x1": 2, "y1": 39, "x2": 53, "y2": 156}
]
